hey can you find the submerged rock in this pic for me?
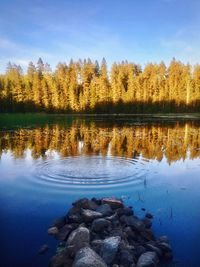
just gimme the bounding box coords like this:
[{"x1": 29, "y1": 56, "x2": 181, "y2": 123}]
[
  {"x1": 136, "y1": 251, "x2": 158, "y2": 267},
  {"x1": 81, "y1": 209, "x2": 103, "y2": 222},
  {"x1": 67, "y1": 226, "x2": 90, "y2": 248},
  {"x1": 50, "y1": 252, "x2": 73, "y2": 267},
  {"x1": 120, "y1": 215, "x2": 145, "y2": 232},
  {"x1": 91, "y1": 218, "x2": 111, "y2": 232},
  {"x1": 73, "y1": 198, "x2": 98, "y2": 211},
  {"x1": 52, "y1": 216, "x2": 66, "y2": 229},
  {"x1": 47, "y1": 197, "x2": 173, "y2": 267},
  {"x1": 100, "y1": 236, "x2": 121, "y2": 264},
  {"x1": 73, "y1": 247, "x2": 108, "y2": 267},
  {"x1": 48, "y1": 226, "x2": 59, "y2": 235},
  {"x1": 96, "y1": 204, "x2": 113, "y2": 216},
  {"x1": 102, "y1": 198, "x2": 123, "y2": 209},
  {"x1": 55, "y1": 224, "x2": 74, "y2": 241}
]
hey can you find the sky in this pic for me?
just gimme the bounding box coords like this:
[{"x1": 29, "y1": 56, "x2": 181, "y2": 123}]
[{"x1": 0, "y1": 0, "x2": 200, "y2": 72}]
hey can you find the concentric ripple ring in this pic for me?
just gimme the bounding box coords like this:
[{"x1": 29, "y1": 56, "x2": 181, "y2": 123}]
[{"x1": 30, "y1": 156, "x2": 149, "y2": 189}]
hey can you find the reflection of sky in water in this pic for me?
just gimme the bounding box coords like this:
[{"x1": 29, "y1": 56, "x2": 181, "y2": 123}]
[{"x1": 0, "y1": 123, "x2": 200, "y2": 267}]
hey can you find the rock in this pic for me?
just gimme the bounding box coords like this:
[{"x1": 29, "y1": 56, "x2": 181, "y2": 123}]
[
  {"x1": 38, "y1": 244, "x2": 49, "y2": 254},
  {"x1": 81, "y1": 209, "x2": 103, "y2": 222},
  {"x1": 156, "y1": 242, "x2": 172, "y2": 252},
  {"x1": 48, "y1": 226, "x2": 59, "y2": 235},
  {"x1": 48, "y1": 198, "x2": 173, "y2": 267},
  {"x1": 55, "y1": 224, "x2": 74, "y2": 241},
  {"x1": 119, "y1": 249, "x2": 135, "y2": 267},
  {"x1": 73, "y1": 198, "x2": 98, "y2": 210},
  {"x1": 68, "y1": 206, "x2": 83, "y2": 223},
  {"x1": 143, "y1": 218, "x2": 152, "y2": 229},
  {"x1": 52, "y1": 216, "x2": 67, "y2": 229},
  {"x1": 68, "y1": 214, "x2": 83, "y2": 223},
  {"x1": 102, "y1": 198, "x2": 123, "y2": 209},
  {"x1": 145, "y1": 244, "x2": 162, "y2": 257},
  {"x1": 49, "y1": 252, "x2": 73, "y2": 267},
  {"x1": 96, "y1": 204, "x2": 113, "y2": 216},
  {"x1": 91, "y1": 239, "x2": 104, "y2": 253},
  {"x1": 100, "y1": 236, "x2": 121, "y2": 264},
  {"x1": 110, "y1": 227, "x2": 125, "y2": 239},
  {"x1": 145, "y1": 213, "x2": 153, "y2": 219},
  {"x1": 91, "y1": 218, "x2": 111, "y2": 232},
  {"x1": 158, "y1": 236, "x2": 169, "y2": 243},
  {"x1": 124, "y1": 226, "x2": 136, "y2": 240},
  {"x1": 73, "y1": 247, "x2": 108, "y2": 267},
  {"x1": 140, "y1": 229, "x2": 155, "y2": 241},
  {"x1": 116, "y1": 207, "x2": 134, "y2": 216},
  {"x1": 66, "y1": 227, "x2": 90, "y2": 253},
  {"x1": 120, "y1": 215, "x2": 145, "y2": 232},
  {"x1": 105, "y1": 212, "x2": 118, "y2": 222},
  {"x1": 135, "y1": 246, "x2": 147, "y2": 257},
  {"x1": 136, "y1": 251, "x2": 158, "y2": 267},
  {"x1": 91, "y1": 197, "x2": 102, "y2": 205}
]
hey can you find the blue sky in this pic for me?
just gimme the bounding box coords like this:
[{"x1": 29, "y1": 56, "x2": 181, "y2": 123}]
[{"x1": 0, "y1": 0, "x2": 199, "y2": 72}]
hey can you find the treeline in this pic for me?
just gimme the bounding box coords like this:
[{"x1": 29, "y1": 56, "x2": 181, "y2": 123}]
[
  {"x1": 1, "y1": 121, "x2": 200, "y2": 162},
  {"x1": 0, "y1": 58, "x2": 200, "y2": 113}
]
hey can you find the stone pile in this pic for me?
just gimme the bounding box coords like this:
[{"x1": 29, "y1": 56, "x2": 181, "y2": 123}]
[{"x1": 47, "y1": 197, "x2": 172, "y2": 267}]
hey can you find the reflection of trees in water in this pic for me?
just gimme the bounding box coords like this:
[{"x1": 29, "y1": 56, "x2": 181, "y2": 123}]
[{"x1": 0, "y1": 122, "x2": 200, "y2": 163}]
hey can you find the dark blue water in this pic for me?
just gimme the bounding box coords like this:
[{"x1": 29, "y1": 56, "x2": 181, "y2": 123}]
[{"x1": 0, "y1": 119, "x2": 200, "y2": 267}]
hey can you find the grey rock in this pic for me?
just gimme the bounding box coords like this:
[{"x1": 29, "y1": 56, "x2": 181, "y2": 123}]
[
  {"x1": 66, "y1": 227, "x2": 90, "y2": 253},
  {"x1": 73, "y1": 198, "x2": 98, "y2": 210},
  {"x1": 100, "y1": 236, "x2": 121, "y2": 264},
  {"x1": 49, "y1": 253, "x2": 73, "y2": 267},
  {"x1": 91, "y1": 218, "x2": 111, "y2": 232},
  {"x1": 105, "y1": 212, "x2": 118, "y2": 222},
  {"x1": 55, "y1": 224, "x2": 74, "y2": 241},
  {"x1": 48, "y1": 226, "x2": 59, "y2": 235},
  {"x1": 156, "y1": 242, "x2": 172, "y2": 252},
  {"x1": 68, "y1": 206, "x2": 83, "y2": 223},
  {"x1": 145, "y1": 244, "x2": 162, "y2": 257},
  {"x1": 120, "y1": 215, "x2": 145, "y2": 232},
  {"x1": 140, "y1": 229, "x2": 155, "y2": 241},
  {"x1": 119, "y1": 249, "x2": 135, "y2": 267},
  {"x1": 91, "y1": 239, "x2": 104, "y2": 253},
  {"x1": 136, "y1": 251, "x2": 158, "y2": 267},
  {"x1": 158, "y1": 236, "x2": 169, "y2": 243},
  {"x1": 52, "y1": 216, "x2": 66, "y2": 229},
  {"x1": 96, "y1": 204, "x2": 113, "y2": 216},
  {"x1": 81, "y1": 209, "x2": 103, "y2": 222},
  {"x1": 116, "y1": 207, "x2": 134, "y2": 216},
  {"x1": 102, "y1": 198, "x2": 123, "y2": 209},
  {"x1": 73, "y1": 247, "x2": 108, "y2": 267},
  {"x1": 136, "y1": 246, "x2": 147, "y2": 257},
  {"x1": 124, "y1": 226, "x2": 136, "y2": 240}
]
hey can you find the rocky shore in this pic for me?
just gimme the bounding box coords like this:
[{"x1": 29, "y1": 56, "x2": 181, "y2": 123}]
[{"x1": 47, "y1": 197, "x2": 173, "y2": 267}]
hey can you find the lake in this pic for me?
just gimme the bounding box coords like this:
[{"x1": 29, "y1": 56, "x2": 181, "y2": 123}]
[{"x1": 0, "y1": 115, "x2": 200, "y2": 267}]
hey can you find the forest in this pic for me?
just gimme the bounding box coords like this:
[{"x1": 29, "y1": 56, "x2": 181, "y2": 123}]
[{"x1": 0, "y1": 58, "x2": 200, "y2": 113}]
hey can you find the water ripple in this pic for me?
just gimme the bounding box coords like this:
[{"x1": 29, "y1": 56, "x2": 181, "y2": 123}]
[{"x1": 30, "y1": 156, "x2": 149, "y2": 189}]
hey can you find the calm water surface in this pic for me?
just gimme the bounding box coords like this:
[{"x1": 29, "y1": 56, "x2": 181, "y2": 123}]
[{"x1": 0, "y1": 116, "x2": 200, "y2": 267}]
